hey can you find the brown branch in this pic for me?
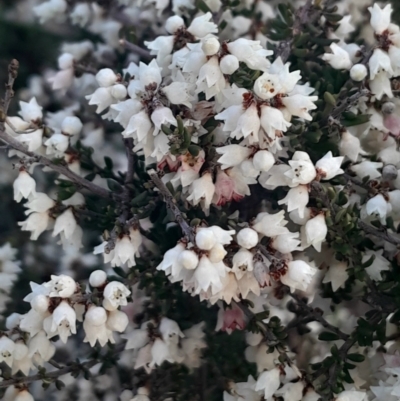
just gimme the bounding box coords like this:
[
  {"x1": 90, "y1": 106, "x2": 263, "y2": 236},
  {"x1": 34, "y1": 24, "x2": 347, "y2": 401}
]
[
  {"x1": 358, "y1": 221, "x2": 400, "y2": 247},
  {"x1": 3, "y1": 59, "x2": 19, "y2": 115},
  {"x1": 148, "y1": 169, "x2": 196, "y2": 244},
  {"x1": 119, "y1": 39, "x2": 152, "y2": 60}
]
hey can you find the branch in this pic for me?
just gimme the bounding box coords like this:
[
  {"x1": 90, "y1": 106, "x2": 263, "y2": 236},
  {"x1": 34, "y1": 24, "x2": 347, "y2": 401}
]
[
  {"x1": 358, "y1": 221, "x2": 400, "y2": 247},
  {"x1": 0, "y1": 126, "x2": 114, "y2": 200},
  {"x1": 119, "y1": 39, "x2": 152, "y2": 60},
  {"x1": 148, "y1": 169, "x2": 196, "y2": 244},
  {"x1": 2, "y1": 59, "x2": 19, "y2": 115}
]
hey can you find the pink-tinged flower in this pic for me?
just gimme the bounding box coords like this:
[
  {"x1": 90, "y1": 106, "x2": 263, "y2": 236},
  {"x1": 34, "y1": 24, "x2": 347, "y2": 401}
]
[
  {"x1": 157, "y1": 156, "x2": 180, "y2": 172},
  {"x1": 215, "y1": 303, "x2": 247, "y2": 334},
  {"x1": 384, "y1": 114, "x2": 400, "y2": 137},
  {"x1": 178, "y1": 150, "x2": 205, "y2": 173},
  {"x1": 213, "y1": 169, "x2": 245, "y2": 206}
]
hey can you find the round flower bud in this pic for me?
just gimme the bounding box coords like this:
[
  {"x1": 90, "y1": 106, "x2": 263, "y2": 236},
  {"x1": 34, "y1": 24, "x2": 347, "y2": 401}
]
[
  {"x1": 219, "y1": 55, "x2": 239, "y2": 75},
  {"x1": 178, "y1": 250, "x2": 199, "y2": 270},
  {"x1": 350, "y1": 64, "x2": 367, "y2": 82},
  {"x1": 382, "y1": 164, "x2": 398, "y2": 181},
  {"x1": 6, "y1": 313, "x2": 22, "y2": 330},
  {"x1": 236, "y1": 227, "x2": 258, "y2": 249},
  {"x1": 85, "y1": 305, "x2": 107, "y2": 325},
  {"x1": 382, "y1": 101, "x2": 395, "y2": 115},
  {"x1": 196, "y1": 228, "x2": 217, "y2": 250},
  {"x1": 14, "y1": 390, "x2": 34, "y2": 401},
  {"x1": 95, "y1": 68, "x2": 118, "y2": 87},
  {"x1": 89, "y1": 270, "x2": 107, "y2": 287},
  {"x1": 106, "y1": 310, "x2": 129, "y2": 332},
  {"x1": 165, "y1": 15, "x2": 185, "y2": 34},
  {"x1": 252, "y1": 150, "x2": 275, "y2": 172},
  {"x1": 208, "y1": 243, "x2": 227, "y2": 263},
  {"x1": 111, "y1": 84, "x2": 127, "y2": 100},
  {"x1": 201, "y1": 37, "x2": 220, "y2": 56},
  {"x1": 58, "y1": 53, "x2": 74, "y2": 70},
  {"x1": 138, "y1": 387, "x2": 149, "y2": 396},
  {"x1": 61, "y1": 116, "x2": 83, "y2": 136},
  {"x1": 31, "y1": 294, "x2": 50, "y2": 313}
]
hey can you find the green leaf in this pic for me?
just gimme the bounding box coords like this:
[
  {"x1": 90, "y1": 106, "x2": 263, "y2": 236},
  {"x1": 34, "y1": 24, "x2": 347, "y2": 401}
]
[{"x1": 347, "y1": 353, "x2": 365, "y2": 363}]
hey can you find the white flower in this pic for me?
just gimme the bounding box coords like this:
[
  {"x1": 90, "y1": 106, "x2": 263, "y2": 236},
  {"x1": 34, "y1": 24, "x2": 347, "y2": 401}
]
[
  {"x1": 187, "y1": 173, "x2": 215, "y2": 212},
  {"x1": 44, "y1": 133, "x2": 69, "y2": 156},
  {"x1": 0, "y1": 336, "x2": 15, "y2": 367},
  {"x1": 231, "y1": 104, "x2": 260, "y2": 140},
  {"x1": 281, "y1": 260, "x2": 317, "y2": 292},
  {"x1": 151, "y1": 106, "x2": 177, "y2": 135},
  {"x1": 339, "y1": 131, "x2": 362, "y2": 162},
  {"x1": 271, "y1": 232, "x2": 301, "y2": 254},
  {"x1": 285, "y1": 152, "x2": 316, "y2": 186},
  {"x1": 255, "y1": 368, "x2": 281, "y2": 399},
  {"x1": 49, "y1": 301, "x2": 77, "y2": 343},
  {"x1": 304, "y1": 214, "x2": 327, "y2": 251},
  {"x1": 216, "y1": 145, "x2": 252, "y2": 170},
  {"x1": 315, "y1": 151, "x2": 344, "y2": 180},
  {"x1": 13, "y1": 170, "x2": 36, "y2": 202},
  {"x1": 368, "y1": 3, "x2": 392, "y2": 34},
  {"x1": 103, "y1": 281, "x2": 131, "y2": 311},
  {"x1": 202, "y1": 36, "x2": 220, "y2": 56},
  {"x1": 232, "y1": 248, "x2": 254, "y2": 279},
  {"x1": 28, "y1": 331, "x2": 56, "y2": 364},
  {"x1": 282, "y1": 94, "x2": 318, "y2": 121},
  {"x1": 369, "y1": 49, "x2": 393, "y2": 80},
  {"x1": 159, "y1": 317, "x2": 184, "y2": 344},
  {"x1": 86, "y1": 87, "x2": 114, "y2": 113},
  {"x1": 70, "y1": 2, "x2": 91, "y2": 26},
  {"x1": 83, "y1": 306, "x2": 113, "y2": 347},
  {"x1": 278, "y1": 185, "x2": 309, "y2": 219},
  {"x1": 19, "y1": 212, "x2": 51, "y2": 240},
  {"x1": 17, "y1": 128, "x2": 43, "y2": 152},
  {"x1": 196, "y1": 228, "x2": 217, "y2": 250},
  {"x1": 350, "y1": 161, "x2": 383, "y2": 179},
  {"x1": 260, "y1": 105, "x2": 291, "y2": 139},
  {"x1": 322, "y1": 261, "x2": 349, "y2": 291},
  {"x1": 19, "y1": 97, "x2": 43, "y2": 123},
  {"x1": 89, "y1": 270, "x2": 107, "y2": 287},
  {"x1": 187, "y1": 13, "x2": 217, "y2": 38},
  {"x1": 252, "y1": 210, "x2": 288, "y2": 237},
  {"x1": 196, "y1": 56, "x2": 226, "y2": 100},
  {"x1": 157, "y1": 243, "x2": 185, "y2": 276},
  {"x1": 350, "y1": 64, "x2": 368, "y2": 82},
  {"x1": 163, "y1": 82, "x2": 194, "y2": 108},
  {"x1": 208, "y1": 226, "x2": 235, "y2": 244},
  {"x1": 44, "y1": 274, "x2": 76, "y2": 298},
  {"x1": 363, "y1": 250, "x2": 390, "y2": 281},
  {"x1": 365, "y1": 194, "x2": 391, "y2": 224},
  {"x1": 208, "y1": 243, "x2": 227, "y2": 263},
  {"x1": 165, "y1": 15, "x2": 185, "y2": 34},
  {"x1": 150, "y1": 338, "x2": 173, "y2": 367},
  {"x1": 370, "y1": 70, "x2": 393, "y2": 100},
  {"x1": 193, "y1": 256, "x2": 224, "y2": 294},
  {"x1": 253, "y1": 73, "x2": 282, "y2": 99},
  {"x1": 33, "y1": 0, "x2": 67, "y2": 23},
  {"x1": 52, "y1": 208, "x2": 77, "y2": 239},
  {"x1": 322, "y1": 43, "x2": 352, "y2": 70}
]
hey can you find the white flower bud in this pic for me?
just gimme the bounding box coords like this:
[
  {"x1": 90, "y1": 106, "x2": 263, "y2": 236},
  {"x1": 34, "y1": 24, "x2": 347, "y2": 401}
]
[
  {"x1": 111, "y1": 84, "x2": 127, "y2": 100},
  {"x1": 196, "y1": 228, "x2": 217, "y2": 250},
  {"x1": 382, "y1": 164, "x2": 398, "y2": 180},
  {"x1": 165, "y1": 15, "x2": 185, "y2": 34},
  {"x1": 246, "y1": 331, "x2": 263, "y2": 346},
  {"x1": 89, "y1": 270, "x2": 108, "y2": 287},
  {"x1": 96, "y1": 68, "x2": 118, "y2": 87},
  {"x1": 208, "y1": 243, "x2": 227, "y2": 263},
  {"x1": 382, "y1": 102, "x2": 395, "y2": 114},
  {"x1": 6, "y1": 313, "x2": 22, "y2": 330},
  {"x1": 31, "y1": 294, "x2": 49, "y2": 314},
  {"x1": 219, "y1": 55, "x2": 239, "y2": 75},
  {"x1": 14, "y1": 390, "x2": 35, "y2": 401},
  {"x1": 236, "y1": 228, "x2": 258, "y2": 249},
  {"x1": 106, "y1": 310, "x2": 129, "y2": 332},
  {"x1": 252, "y1": 150, "x2": 275, "y2": 172},
  {"x1": 85, "y1": 306, "x2": 107, "y2": 325},
  {"x1": 201, "y1": 37, "x2": 220, "y2": 56},
  {"x1": 178, "y1": 250, "x2": 199, "y2": 270},
  {"x1": 58, "y1": 53, "x2": 74, "y2": 70},
  {"x1": 350, "y1": 64, "x2": 368, "y2": 81},
  {"x1": 61, "y1": 116, "x2": 83, "y2": 136}
]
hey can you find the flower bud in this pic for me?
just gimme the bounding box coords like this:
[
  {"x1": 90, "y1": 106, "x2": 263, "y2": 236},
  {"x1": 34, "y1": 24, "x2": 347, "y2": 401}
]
[
  {"x1": 61, "y1": 116, "x2": 83, "y2": 136},
  {"x1": 178, "y1": 250, "x2": 199, "y2": 270},
  {"x1": 196, "y1": 228, "x2": 217, "y2": 250},
  {"x1": 208, "y1": 243, "x2": 227, "y2": 263},
  {"x1": 382, "y1": 101, "x2": 395, "y2": 115},
  {"x1": 89, "y1": 270, "x2": 107, "y2": 287},
  {"x1": 111, "y1": 84, "x2": 127, "y2": 100},
  {"x1": 31, "y1": 294, "x2": 49, "y2": 314},
  {"x1": 219, "y1": 55, "x2": 239, "y2": 75},
  {"x1": 165, "y1": 15, "x2": 185, "y2": 34},
  {"x1": 85, "y1": 306, "x2": 107, "y2": 325},
  {"x1": 106, "y1": 309, "x2": 129, "y2": 332},
  {"x1": 58, "y1": 53, "x2": 74, "y2": 70},
  {"x1": 96, "y1": 68, "x2": 118, "y2": 87},
  {"x1": 252, "y1": 150, "x2": 274, "y2": 172},
  {"x1": 201, "y1": 37, "x2": 220, "y2": 56},
  {"x1": 382, "y1": 164, "x2": 398, "y2": 180},
  {"x1": 236, "y1": 228, "x2": 258, "y2": 249},
  {"x1": 350, "y1": 64, "x2": 368, "y2": 81}
]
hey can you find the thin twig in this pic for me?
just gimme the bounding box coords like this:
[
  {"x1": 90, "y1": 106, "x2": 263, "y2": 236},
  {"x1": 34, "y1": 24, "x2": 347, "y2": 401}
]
[
  {"x1": 358, "y1": 221, "x2": 400, "y2": 246},
  {"x1": 119, "y1": 39, "x2": 152, "y2": 60},
  {"x1": 148, "y1": 169, "x2": 196, "y2": 243},
  {"x1": 2, "y1": 59, "x2": 19, "y2": 115}
]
